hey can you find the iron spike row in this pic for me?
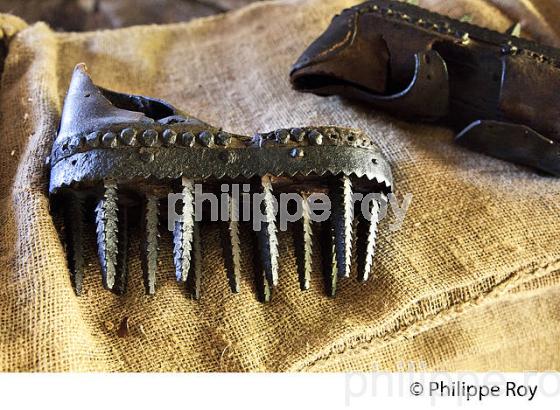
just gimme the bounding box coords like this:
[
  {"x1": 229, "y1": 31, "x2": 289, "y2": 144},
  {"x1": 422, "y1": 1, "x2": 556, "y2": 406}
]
[
  {"x1": 50, "y1": 64, "x2": 394, "y2": 302},
  {"x1": 57, "y1": 165, "x2": 390, "y2": 300},
  {"x1": 59, "y1": 175, "x2": 386, "y2": 300},
  {"x1": 60, "y1": 179, "x2": 389, "y2": 298}
]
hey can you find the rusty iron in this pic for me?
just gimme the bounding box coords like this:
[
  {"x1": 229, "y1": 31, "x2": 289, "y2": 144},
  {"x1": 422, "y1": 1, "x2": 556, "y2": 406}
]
[
  {"x1": 290, "y1": 0, "x2": 560, "y2": 176},
  {"x1": 50, "y1": 64, "x2": 393, "y2": 302}
]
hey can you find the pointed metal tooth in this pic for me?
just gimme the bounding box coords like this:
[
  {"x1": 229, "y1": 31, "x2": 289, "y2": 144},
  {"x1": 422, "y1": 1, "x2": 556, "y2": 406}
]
[
  {"x1": 222, "y1": 193, "x2": 242, "y2": 293},
  {"x1": 320, "y1": 221, "x2": 337, "y2": 297},
  {"x1": 258, "y1": 265, "x2": 271, "y2": 303},
  {"x1": 356, "y1": 196, "x2": 380, "y2": 282},
  {"x1": 506, "y1": 22, "x2": 522, "y2": 38},
  {"x1": 256, "y1": 175, "x2": 279, "y2": 287},
  {"x1": 251, "y1": 226, "x2": 272, "y2": 303},
  {"x1": 63, "y1": 191, "x2": 85, "y2": 295},
  {"x1": 294, "y1": 193, "x2": 313, "y2": 291},
  {"x1": 188, "y1": 222, "x2": 203, "y2": 300},
  {"x1": 228, "y1": 218, "x2": 242, "y2": 293},
  {"x1": 173, "y1": 177, "x2": 195, "y2": 282},
  {"x1": 114, "y1": 206, "x2": 129, "y2": 295},
  {"x1": 141, "y1": 194, "x2": 159, "y2": 295},
  {"x1": 95, "y1": 181, "x2": 119, "y2": 290},
  {"x1": 330, "y1": 175, "x2": 354, "y2": 278}
]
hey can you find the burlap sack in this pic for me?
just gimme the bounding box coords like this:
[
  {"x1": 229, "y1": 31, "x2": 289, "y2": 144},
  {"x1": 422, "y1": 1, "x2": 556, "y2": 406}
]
[{"x1": 0, "y1": 0, "x2": 559, "y2": 372}]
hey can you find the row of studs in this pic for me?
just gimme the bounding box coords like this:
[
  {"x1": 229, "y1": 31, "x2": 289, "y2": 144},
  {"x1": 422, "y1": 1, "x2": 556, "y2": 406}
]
[
  {"x1": 72, "y1": 127, "x2": 366, "y2": 150},
  {"x1": 254, "y1": 128, "x2": 325, "y2": 146},
  {"x1": 254, "y1": 127, "x2": 374, "y2": 148},
  {"x1": 55, "y1": 126, "x2": 373, "y2": 164},
  {"x1": 356, "y1": 2, "x2": 557, "y2": 64},
  {"x1": 58, "y1": 127, "x2": 364, "y2": 160},
  {"x1": 356, "y1": 3, "x2": 470, "y2": 44},
  {"x1": 501, "y1": 43, "x2": 555, "y2": 65},
  {"x1": 81, "y1": 128, "x2": 232, "y2": 149}
]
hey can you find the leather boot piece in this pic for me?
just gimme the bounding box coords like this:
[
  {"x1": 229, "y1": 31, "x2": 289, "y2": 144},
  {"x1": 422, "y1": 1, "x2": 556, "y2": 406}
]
[
  {"x1": 290, "y1": 0, "x2": 560, "y2": 176},
  {"x1": 49, "y1": 64, "x2": 393, "y2": 302}
]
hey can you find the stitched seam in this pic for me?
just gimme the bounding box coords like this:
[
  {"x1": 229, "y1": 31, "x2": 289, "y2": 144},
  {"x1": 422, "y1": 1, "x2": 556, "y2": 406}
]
[
  {"x1": 296, "y1": 258, "x2": 560, "y2": 371},
  {"x1": 309, "y1": 284, "x2": 559, "y2": 371}
]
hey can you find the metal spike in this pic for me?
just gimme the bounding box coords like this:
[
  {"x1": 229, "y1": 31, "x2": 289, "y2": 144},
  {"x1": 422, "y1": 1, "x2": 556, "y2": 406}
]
[
  {"x1": 63, "y1": 191, "x2": 85, "y2": 295},
  {"x1": 506, "y1": 22, "x2": 521, "y2": 38},
  {"x1": 250, "y1": 229, "x2": 271, "y2": 302},
  {"x1": 188, "y1": 222, "x2": 203, "y2": 300},
  {"x1": 95, "y1": 181, "x2": 119, "y2": 290},
  {"x1": 173, "y1": 177, "x2": 195, "y2": 282},
  {"x1": 114, "y1": 206, "x2": 129, "y2": 295},
  {"x1": 320, "y1": 221, "x2": 337, "y2": 297},
  {"x1": 258, "y1": 266, "x2": 271, "y2": 302},
  {"x1": 294, "y1": 193, "x2": 313, "y2": 290},
  {"x1": 356, "y1": 196, "x2": 380, "y2": 282},
  {"x1": 331, "y1": 175, "x2": 354, "y2": 278},
  {"x1": 222, "y1": 193, "x2": 242, "y2": 293},
  {"x1": 141, "y1": 194, "x2": 159, "y2": 295},
  {"x1": 256, "y1": 175, "x2": 279, "y2": 287}
]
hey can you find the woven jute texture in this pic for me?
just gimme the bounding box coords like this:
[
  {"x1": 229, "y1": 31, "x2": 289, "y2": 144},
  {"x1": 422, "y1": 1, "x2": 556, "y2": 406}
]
[{"x1": 1, "y1": 0, "x2": 559, "y2": 372}]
